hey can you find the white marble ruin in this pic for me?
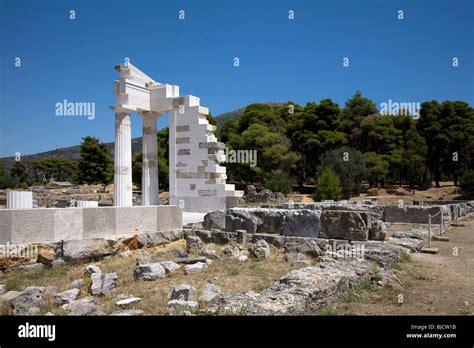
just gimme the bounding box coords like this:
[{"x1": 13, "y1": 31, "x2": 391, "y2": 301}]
[
  {"x1": 6, "y1": 191, "x2": 33, "y2": 209},
  {"x1": 111, "y1": 63, "x2": 243, "y2": 212}
]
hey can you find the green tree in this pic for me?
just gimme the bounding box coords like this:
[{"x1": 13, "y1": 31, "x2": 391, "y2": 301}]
[
  {"x1": 340, "y1": 91, "x2": 378, "y2": 134},
  {"x1": 264, "y1": 169, "x2": 292, "y2": 194},
  {"x1": 313, "y1": 168, "x2": 342, "y2": 201},
  {"x1": 403, "y1": 125, "x2": 428, "y2": 189},
  {"x1": 353, "y1": 115, "x2": 403, "y2": 154},
  {"x1": 216, "y1": 118, "x2": 239, "y2": 143},
  {"x1": 0, "y1": 164, "x2": 16, "y2": 189},
  {"x1": 206, "y1": 112, "x2": 217, "y2": 126},
  {"x1": 363, "y1": 152, "x2": 389, "y2": 187},
  {"x1": 10, "y1": 161, "x2": 28, "y2": 184},
  {"x1": 132, "y1": 152, "x2": 142, "y2": 187},
  {"x1": 460, "y1": 172, "x2": 474, "y2": 199},
  {"x1": 318, "y1": 147, "x2": 367, "y2": 198},
  {"x1": 286, "y1": 100, "x2": 346, "y2": 187},
  {"x1": 76, "y1": 136, "x2": 113, "y2": 184}
]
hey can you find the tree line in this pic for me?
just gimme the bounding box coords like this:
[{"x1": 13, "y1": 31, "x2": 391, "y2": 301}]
[
  {"x1": 217, "y1": 92, "x2": 474, "y2": 198},
  {"x1": 1, "y1": 92, "x2": 473, "y2": 199}
]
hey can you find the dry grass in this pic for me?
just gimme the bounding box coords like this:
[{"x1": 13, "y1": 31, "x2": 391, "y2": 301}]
[{"x1": 1, "y1": 240, "x2": 301, "y2": 315}]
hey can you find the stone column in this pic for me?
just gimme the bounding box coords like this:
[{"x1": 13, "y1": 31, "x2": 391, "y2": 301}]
[
  {"x1": 169, "y1": 109, "x2": 177, "y2": 202},
  {"x1": 141, "y1": 112, "x2": 160, "y2": 205},
  {"x1": 6, "y1": 191, "x2": 33, "y2": 209},
  {"x1": 114, "y1": 112, "x2": 133, "y2": 206}
]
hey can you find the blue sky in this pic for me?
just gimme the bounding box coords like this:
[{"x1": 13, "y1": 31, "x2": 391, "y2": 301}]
[{"x1": 0, "y1": 0, "x2": 473, "y2": 157}]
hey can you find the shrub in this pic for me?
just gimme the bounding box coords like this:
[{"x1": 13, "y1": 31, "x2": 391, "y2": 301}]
[
  {"x1": 460, "y1": 172, "x2": 474, "y2": 199},
  {"x1": 264, "y1": 170, "x2": 292, "y2": 194},
  {"x1": 313, "y1": 168, "x2": 342, "y2": 201}
]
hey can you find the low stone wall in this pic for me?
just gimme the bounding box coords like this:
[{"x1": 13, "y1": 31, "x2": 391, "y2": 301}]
[
  {"x1": 0, "y1": 229, "x2": 183, "y2": 270},
  {"x1": 383, "y1": 205, "x2": 451, "y2": 224},
  {"x1": 204, "y1": 207, "x2": 385, "y2": 241},
  {"x1": 0, "y1": 205, "x2": 183, "y2": 244},
  {"x1": 224, "y1": 208, "x2": 321, "y2": 238}
]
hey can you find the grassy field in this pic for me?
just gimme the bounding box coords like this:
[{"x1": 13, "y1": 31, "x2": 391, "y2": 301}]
[{"x1": 1, "y1": 240, "x2": 301, "y2": 315}]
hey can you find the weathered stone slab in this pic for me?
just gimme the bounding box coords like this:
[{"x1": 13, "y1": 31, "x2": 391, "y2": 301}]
[
  {"x1": 320, "y1": 210, "x2": 369, "y2": 241},
  {"x1": 383, "y1": 205, "x2": 449, "y2": 224},
  {"x1": 54, "y1": 208, "x2": 83, "y2": 240},
  {"x1": 207, "y1": 259, "x2": 376, "y2": 315},
  {"x1": 11, "y1": 209, "x2": 55, "y2": 244},
  {"x1": 116, "y1": 206, "x2": 156, "y2": 235},
  {"x1": 203, "y1": 210, "x2": 225, "y2": 230},
  {"x1": 225, "y1": 208, "x2": 320, "y2": 237}
]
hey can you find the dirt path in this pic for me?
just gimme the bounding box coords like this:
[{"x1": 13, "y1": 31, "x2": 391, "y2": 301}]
[{"x1": 330, "y1": 214, "x2": 474, "y2": 315}]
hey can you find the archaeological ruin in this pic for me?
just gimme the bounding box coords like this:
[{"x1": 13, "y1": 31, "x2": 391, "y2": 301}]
[{"x1": 0, "y1": 64, "x2": 473, "y2": 319}]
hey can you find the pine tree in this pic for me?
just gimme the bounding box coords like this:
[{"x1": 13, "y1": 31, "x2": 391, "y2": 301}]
[
  {"x1": 76, "y1": 136, "x2": 113, "y2": 184},
  {"x1": 313, "y1": 168, "x2": 342, "y2": 201}
]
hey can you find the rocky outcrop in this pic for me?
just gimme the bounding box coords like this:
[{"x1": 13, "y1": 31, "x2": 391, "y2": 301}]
[{"x1": 207, "y1": 259, "x2": 376, "y2": 315}]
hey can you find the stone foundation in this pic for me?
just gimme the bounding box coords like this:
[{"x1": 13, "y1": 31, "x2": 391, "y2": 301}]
[
  {"x1": 383, "y1": 205, "x2": 451, "y2": 224},
  {"x1": 0, "y1": 229, "x2": 183, "y2": 270},
  {"x1": 0, "y1": 205, "x2": 182, "y2": 244}
]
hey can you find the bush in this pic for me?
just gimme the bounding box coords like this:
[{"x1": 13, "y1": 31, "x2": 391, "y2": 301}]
[
  {"x1": 460, "y1": 172, "x2": 474, "y2": 199},
  {"x1": 0, "y1": 174, "x2": 16, "y2": 189},
  {"x1": 313, "y1": 168, "x2": 342, "y2": 201},
  {"x1": 264, "y1": 170, "x2": 292, "y2": 194}
]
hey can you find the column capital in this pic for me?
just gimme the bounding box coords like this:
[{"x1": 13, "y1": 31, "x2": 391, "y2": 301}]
[{"x1": 139, "y1": 111, "x2": 161, "y2": 118}]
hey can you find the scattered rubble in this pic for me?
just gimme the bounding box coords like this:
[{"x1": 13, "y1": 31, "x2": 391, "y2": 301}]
[
  {"x1": 115, "y1": 297, "x2": 141, "y2": 307},
  {"x1": 133, "y1": 263, "x2": 166, "y2": 281},
  {"x1": 199, "y1": 283, "x2": 221, "y2": 305},
  {"x1": 249, "y1": 240, "x2": 271, "y2": 259},
  {"x1": 9, "y1": 286, "x2": 45, "y2": 315},
  {"x1": 184, "y1": 262, "x2": 208, "y2": 274},
  {"x1": 67, "y1": 279, "x2": 85, "y2": 290},
  {"x1": 63, "y1": 298, "x2": 104, "y2": 316},
  {"x1": 90, "y1": 272, "x2": 118, "y2": 295},
  {"x1": 53, "y1": 288, "x2": 80, "y2": 306}
]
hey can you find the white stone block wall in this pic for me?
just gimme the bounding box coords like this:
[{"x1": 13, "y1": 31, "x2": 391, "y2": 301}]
[
  {"x1": 111, "y1": 63, "x2": 243, "y2": 212},
  {"x1": 0, "y1": 206, "x2": 183, "y2": 244},
  {"x1": 76, "y1": 200, "x2": 99, "y2": 207},
  {"x1": 6, "y1": 191, "x2": 33, "y2": 209},
  {"x1": 169, "y1": 96, "x2": 243, "y2": 212}
]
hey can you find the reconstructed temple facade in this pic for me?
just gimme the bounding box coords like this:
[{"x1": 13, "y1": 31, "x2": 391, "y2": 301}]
[{"x1": 111, "y1": 63, "x2": 243, "y2": 212}]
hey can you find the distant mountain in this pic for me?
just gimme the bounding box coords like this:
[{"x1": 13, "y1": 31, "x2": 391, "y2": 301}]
[
  {"x1": 0, "y1": 102, "x2": 284, "y2": 169},
  {"x1": 215, "y1": 102, "x2": 284, "y2": 126}
]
